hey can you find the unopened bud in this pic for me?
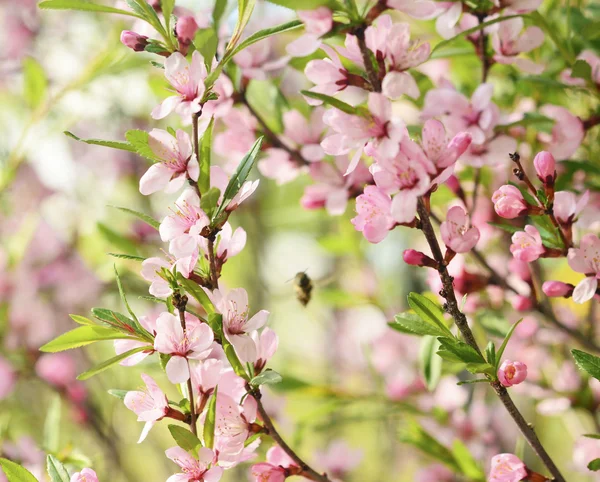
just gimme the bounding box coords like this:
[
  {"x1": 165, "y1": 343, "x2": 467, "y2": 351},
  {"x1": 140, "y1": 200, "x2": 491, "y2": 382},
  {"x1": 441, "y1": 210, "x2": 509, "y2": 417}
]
[{"x1": 120, "y1": 30, "x2": 149, "y2": 52}]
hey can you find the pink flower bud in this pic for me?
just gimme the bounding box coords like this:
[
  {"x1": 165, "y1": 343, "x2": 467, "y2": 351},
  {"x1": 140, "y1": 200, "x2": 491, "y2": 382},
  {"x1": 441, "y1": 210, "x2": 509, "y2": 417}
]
[
  {"x1": 498, "y1": 360, "x2": 527, "y2": 387},
  {"x1": 511, "y1": 295, "x2": 533, "y2": 311},
  {"x1": 492, "y1": 185, "x2": 527, "y2": 219},
  {"x1": 488, "y1": 454, "x2": 527, "y2": 482},
  {"x1": 176, "y1": 16, "x2": 199, "y2": 45},
  {"x1": 533, "y1": 150, "x2": 556, "y2": 185},
  {"x1": 542, "y1": 280, "x2": 574, "y2": 298},
  {"x1": 403, "y1": 249, "x2": 431, "y2": 267},
  {"x1": 120, "y1": 30, "x2": 149, "y2": 52}
]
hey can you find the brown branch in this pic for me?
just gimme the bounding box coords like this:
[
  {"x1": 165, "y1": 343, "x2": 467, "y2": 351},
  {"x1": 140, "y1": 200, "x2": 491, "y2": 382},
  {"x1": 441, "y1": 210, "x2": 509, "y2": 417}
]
[
  {"x1": 189, "y1": 109, "x2": 202, "y2": 198},
  {"x1": 207, "y1": 235, "x2": 219, "y2": 289},
  {"x1": 475, "y1": 13, "x2": 492, "y2": 82},
  {"x1": 354, "y1": 27, "x2": 382, "y2": 93},
  {"x1": 416, "y1": 197, "x2": 565, "y2": 482}
]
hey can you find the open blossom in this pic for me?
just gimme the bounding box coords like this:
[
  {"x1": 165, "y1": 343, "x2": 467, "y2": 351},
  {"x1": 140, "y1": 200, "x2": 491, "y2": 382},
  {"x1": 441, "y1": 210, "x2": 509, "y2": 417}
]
[
  {"x1": 553, "y1": 190, "x2": 589, "y2": 225},
  {"x1": 250, "y1": 446, "x2": 299, "y2": 482},
  {"x1": 321, "y1": 93, "x2": 405, "y2": 175},
  {"x1": 70, "y1": 469, "x2": 99, "y2": 482},
  {"x1": 365, "y1": 15, "x2": 430, "y2": 99},
  {"x1": 492, "y1": 185, "x2": 528, "y2": 219},
  {"x1": 165, "y1": 447, "x2": 223, "y2": 482},
  {"x1": 215, "y1": 393, "x2": 257, "y2": 451},
  {"x1": 139, "y1": 129, "x2": 198, "y2": 195},
  {"x1": 214, "y1": 288, "x2": 269, "y2": 363},
  {"x1": 567, "y1": 233, "x2": 600, "y2": 303},
  {"x1": 510, "y1": 226, "x2": 545, "y2": 262},
  {"x1": 538, "y1": 105, "x2": 584, "y2": 160},
  {"x1": 234, "y1": 37, "x2": 289, "y2": 80},
  {"x1": 124, "y1": 373, "x2": 169, "y2": 443},
  {"x1": 351, "y1": 185, "x2": 395, "y2": 243},
  {"x1": 154, "y1": 312, "x2": 214, "y2": 383},
  {"x1": 286, "y1": 7, "x2": 333, "y2": 57},
  {"x1": 141, "y1": 257, "x2": 173, "y2": 297},
  {"x1": 191, "y1": 359, "x2": 223, "y2": 399},
  {"x1": 152, "y1": 51, "x2": 206, "y2": 119},
  {"x1": 494, "y1": 0, "x2": 543, "y2": 13},
  {"x1": 491, "y1": 17, "x2": 545, "y2": 74},
  {"x1": 488, "y1": 454, "x2": 527, "y2": 482},
  {"x1": 498, "y1": 360, "x2": 528, "y2": 387},
  {"x1": 282, "y1": 108, "x2": 326, "y2": 162},
  {"x1": 251, "y1": 327, "x2": 278, "y2": 373},
  {"x1": 440, "y1": 206, "x2": 480, "y2": 253}
]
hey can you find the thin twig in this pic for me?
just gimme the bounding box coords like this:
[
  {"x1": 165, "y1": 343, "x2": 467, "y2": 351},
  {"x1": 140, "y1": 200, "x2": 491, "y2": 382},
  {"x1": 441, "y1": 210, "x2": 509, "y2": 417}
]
[
  {"x1": 354, "y1": 27, "x2": 382, "y2": 93},
  {"x1": 190, "y1": 109, "x2": 203, "y2": 198}
]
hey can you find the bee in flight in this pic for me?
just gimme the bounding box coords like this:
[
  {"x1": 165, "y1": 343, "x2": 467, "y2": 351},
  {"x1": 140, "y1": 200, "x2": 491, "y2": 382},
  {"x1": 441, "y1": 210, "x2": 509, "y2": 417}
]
[{"x1": 293, "y1": 271, "x2": 313, "y2": 306}]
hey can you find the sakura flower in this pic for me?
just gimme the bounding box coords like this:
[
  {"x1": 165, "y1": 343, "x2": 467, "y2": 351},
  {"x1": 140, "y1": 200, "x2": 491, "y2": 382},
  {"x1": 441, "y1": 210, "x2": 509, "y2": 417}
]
[
  {"x1": 491, "y1": 17, "x2": 545, "y2": 74},
  {"x1": 140, "y1": 257, "x2": 173, "y2": 297},
  {"x1": 441, "y1": 206, "x2": 480, "y2": 253},
  {"x1": 488, "y1": 454, "x2": 527, "y2": 482},
  {"x1": 258, "y1": 148, "x2": 304, "y2": 185},
  {"x1": 538, "y1": 105, "x2": 584, "y2": 160},
  {"x1": 313, "y1": 440, "x2": 363, "y2": 479},
  {"x1": 498, "y1": 360, "x2": 528, "y2": 387},
  {"x1": 114, "y1": 314, "x2": 157, "y2": 366},
  {"x1": 214, "y1": 288, "x2": 269, "y2": 363},
  {"x1": 321, "y1": 93, "x2": 405, "y2": 174},
  {"x1": 567, "y1": 233, "x2": 600, "y2": 303},
  {"x1": 251, "y1": 327, "x2": 279, "y2": 373},
  {"x1": 573, "y1": 437, "x2": 600, "y2": 473},
  {"x1": 165, "y1": 446, "x2": 223, "y2": 482},
  {"x1": 553, "y1": 190, "x2": 589, "y2": 225},
  {"x1": 215, "y1": 393, "x2": 257, "y2": 450},
  {"x1": 0, "y1": 356, "x2": 16, "y2": 400},
  {"x1": 351, "y1": 185, "x2": 395, "y2": 243},
  {"x1": 510, "y1": 226, "x2": 545, "y2": 262},
  {"x1": 153, "y1": 311, "x2": 214, "y2": 383},
  {"x1": 234, "y1": 37, "x2": 289, "y2": 80},
  {"x1": 124, "y1": 373, "x2": 169, "y2": 443},
  {"x1": 70, "y1": 469, "x2": 99, "y2": 482},
  {"x1": 139, "y1": 129, "x2": 199, "y2": 195},
  {"x1": 286, "y1": 8, "x2": 333, "y2": 57},
  {"x1": 35, "y1": 353, "x2": 76, "y2": 388},
  {"x1": 152, "y1": 51, "x2": 207, "y2": 120},
  {"x1": 250, "y1": 446, "x2": 299, "y2": 482},
  {"x1": 492, "y1": 185, "x2": 528, "y2": 219},
  {"x1": 191, "y1": 359, "x2": 223, "y2": 399},
  {"x1": 416, "y1": 464, "x2": 454, "y2": 482}
]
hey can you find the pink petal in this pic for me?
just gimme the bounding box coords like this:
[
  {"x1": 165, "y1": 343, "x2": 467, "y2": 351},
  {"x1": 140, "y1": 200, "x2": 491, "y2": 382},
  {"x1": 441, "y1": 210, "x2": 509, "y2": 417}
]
[
  {"x1": 139, "y1": 163, "x2": 172, "y2": 195},
  {"x1": 166, "y1": 356, "x2": 190, "y2": 384},
  {"x1": 573, "y1": 277, "x2": 598, "y2": 304}
]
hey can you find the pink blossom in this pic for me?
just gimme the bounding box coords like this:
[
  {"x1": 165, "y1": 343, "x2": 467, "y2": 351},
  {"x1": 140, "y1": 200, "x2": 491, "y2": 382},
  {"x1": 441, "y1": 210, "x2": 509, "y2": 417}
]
[
  {"x1": 283, "y1": 108, "x2": 326, "y2": 162},
  {"x1": 498, "y1": 360, "x2": 528, "y2": 387},
  {"x1": 141, "y1": 257, "x2": 173, "y2": 297},
  {"x1": 440, "y1": 206, "x2": 480, "y2": 253},
  {"x1": 321, "y1": 93, "x2": 405, "y2": 175},
  {"x1": 214, "y1": 108, "x2": 258, "y2": 164},
  {"x1": 139, "y1": 129, "x2": 199, "y2": 195},
  {"x1": 251, "y1": 327, "x2": 279, "y2": 372},
  {"x1": 491, "y1": 17, "x2": 545, "y2": 74},
  {"x1": 198, "y1": 222, "x2": 246, "y2": 263},
  {"x1": 488, "y1": 453, "x2": 527, "y2": 482},
  {"x1": 567, "y1": 233, "x2": 600, "y2": 303},
  {"x1": 176, "y1": 16, "x2": 199, "y2": 46},
  {"x1": 313, "y1": 440, "x2": 363, "y2": 478},
  {"x1": 573, "y1": 437, "x2": 600, "y2": 473},
  {"x1": 492, "y1": 185, "x2": 528, "y2": 219},
  {"x1": 165, "y1": 446, "x2": 223, "y2": 482},
  {"x1": 538, "y1": 105, "x2": 584, "y2": 160},
  {"x1": 286, "y1": 8, "x2": 333, "y2": 57},
  {"x1": 215, "y1": 393, "x2": 257, "y2": 450},
  {"x1": 120, "y1": 30, "x2": 148, "y2": 52},
  {"x1": 35, "y1": 353, "x2": 76, "y2": 388},
  {"x1": 351, "y1": 185, "x2": 395, "y2": 243},
  {"x1": 70, "y1": 469, "x2": 99, "y2": 482},
  {"x1": 124, "y1": 373, "x2": 169, "y2": 443},
  {"x1": 532, "y1": 151, "x2": 556, "y2": 185},
  {"x1": 153, "y1": 311, "x2": 214, "y2": 383},
  {"x1": 494, "y1": 0, "x2": 543, "y2": 13},
  {"x1": 553, "y1": 190, "x2": 589, "y2": 225},
  {"x1": 510, "y1": 225, "x2": 545, "y2": 262},
  {"x1": 387, "y1": 0, "x2": 441, "y2": 19},
  {"x1": 234, "y1": 38, "x2": 289, "y2": 80},
  {"x1": 0, "y1": 356, "x2": 16, "y2": 400},
  {"x1": 213, "y1": 288, "x2": 269, "y2": 363},
  {"x1": 542, "y1": 281, "x2": 574, "y2": 298},
  {"x1": 191, "y1": 359, "x2": 223, "y2": 399},
  {"x1": 250, "y1": 446, "x2": 298, "y2": 482},
  {"x1": 403, "y1": 249, "x2": 429, "y2": 267},
  {"x1": 152, "y1": 51, "x2": 207, "y2": 120},
  {"x1": 416, "y1": 464, "x2": 454, "y2": 482},
  {"x1": 258, "y1": 148, "x2": 303, "y2": 185}
]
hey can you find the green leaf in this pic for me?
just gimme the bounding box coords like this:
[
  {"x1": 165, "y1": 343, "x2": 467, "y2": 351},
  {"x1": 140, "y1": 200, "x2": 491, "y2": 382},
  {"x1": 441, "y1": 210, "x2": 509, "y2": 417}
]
[
  {"x1": 199, "y1": 117, "x2": 214, "y2": 195},
  {"x1": 390, "y1": 312, "x2": 451, "y2": 338},
  {"x1": 588, "y1": 458, "x2": 600, "y2": 471},
  {"x1": 194, "y1": 29, "x2": 219, "y2": 68},
  {"x1": 43, "y1": 395, "x2": 62, "y2": 453},
  {"x1": 250, "y1": 369, "x2": 283, "y2": 387},
  {"x1": 530, "y1": 215, "x2": 564, "y2": 250},
  {"x1": 201, "y1": 188, "x2": 221, "y2": 221},
  {"x1": 215, "y1": 137, "x2": 263, "y2": 217},
  {"x1": 69, "y1": 314, "x2": 97, "y2": 326},
  {"x1": 497, "y1": 112, "x2": 555, "y2": 135},
  {"x1": 46, "y1": 455, "x2": 70, "y2": 482},
  {"x1": 23, "y1": 57, "x2": 47, "y2": 109},
  {"x1": 39, "y1": 0, "x2": 141, "y2": 17},
  {"x1": 162, "y1": 0, "x2": 175, "y2": 35},
  {"x1": 77, "y1": 346, "x2": 149, "y2": 380},
  {"x1": 108, "y1": 253, "x2": 146, "y2": 261},
  {"x1": 114, "y1": 265, "x2": 139, "y2": 324},
  {"x1": 419, "y1": 336, "x2": 442, "y2": 391},
  {"x1": 225, "y1": 0, "x2": 256, "y2": 59},
  {"x1": 572, "y1": 349, "x2": 600, "y2": 381},
  {"x1": 125, "y1": 129, "x2": 157, "y2": 161},
  {"x1": 0, "y1": 458, "x2": 39, "y2": 482},
  {"x1": 227, "y1": 20, "x2": 302, "y2": 60},
  {"x1": 39, "y1": 326, "x2": 133, "y2": 352},
  {"x1": 495, "y1": 318, "x2": 523, "y2": 367},
  {"x1": 407, "y1": 293, "x2": 454, "y2": 338},
  {"x1": 485, "y1": 341, "x2": 496, "y2": 367},
  {"x1": 178, "y1": 276, "x2": 215, "y2": 314},
  {"x1": 300, "y1": 90, "x2": 359, "y2": 115},
  {"x1": 110, "y1": 206, "x2": 160, "y2": 230},
  {"x1": 97, "y1": 222, "x2": 139, "y2": 254},
  {"x1": 529, "y1": 11, "x2": 575, "y2": 65},
  {"x1": 223, "y1": 338, "x2": 249, "y2": 380},
  {"x1": 437, "y1": 338, "x2": 486, "y2": 365},
  {"x1": 203, "y1": 388, "x2": 218, "y2": 449},
  {"x1": 108, "y1": 389, "x2": 129, "y2": 400},
  {"x1": 399, "y1": 423, "x2": 459, "y2": 471},
  {"x1": 264, "y1": 0, "x2": 335, "y2": 9},
  {"x1": 91, "y1": 308, "x2": 139, "y2": 334},
  {"x1": 64, "y1": 131, "x2": 136, "y2": 153},
  {"x1": 168, "y1": 425, "x2": 203, "y2": 453},
  {"x1": 212, "y1": 0, "x2": 228, "y2": 29},
  {"x1": 452, "y1": 440, "x2": 485, "y2": 479}
]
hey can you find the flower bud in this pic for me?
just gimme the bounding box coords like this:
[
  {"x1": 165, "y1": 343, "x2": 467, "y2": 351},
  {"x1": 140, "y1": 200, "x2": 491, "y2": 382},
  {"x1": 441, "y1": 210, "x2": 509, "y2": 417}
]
[
  {"x1": 176, "y1": 16, "x2": 199, "y2": 45},
  {"x1": 492, "y1": 185, "x2": 527, "y2": 219},
  {"x1": 511, "y1": 295, "x2": 533, "y2": 312},
  {"x1": 542, "y1": 280, "x2": 574, "y2": 298},
  {"x1": 533, "y1": 150, "x2": 556, "y2": 185},
  {"x1": 498, "y1": 360, "x2": 527, "y2": 387},
  {"x1": 403, "y1": 249, "x2": 436, "y2": 268},
  {"x1": 120, "y1": 30, "x2": 149, "y2": 52}
]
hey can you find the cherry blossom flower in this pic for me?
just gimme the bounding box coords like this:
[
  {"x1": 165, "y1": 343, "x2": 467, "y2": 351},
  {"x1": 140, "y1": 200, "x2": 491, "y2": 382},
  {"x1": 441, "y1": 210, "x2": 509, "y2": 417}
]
[
  {"x1": 491, "y1": 17, "x2": 545, "y2": 74},
  {"x1": 139, "y1": 129, "x2": 198, "y2": 195},
  {"x1": 70, "y1": 469, "x2": 99, "y2": 482},
  {"x1": 258, "y1": 148, "x2": 303, "y2": 185},
  {"x1": 215, "y1": 393, "x2": 257, "y2": 451},
  {"x1": 124, "y1": 373, "x2": 169, "y2": 443},
  {"x1": 538, "y1": 105, "x2": 584, "y2": 160},
  {"x1": 282, "y1": 108, "x2": 326, "y2": 162},
  {"x1": 214, "y1": 108, "x2": 258, "y2": 165},
  {"x1": 498, "y1": 360, "x2": 528, "y2": 387},
  {"x1": 286, "y1": 8, "x2": 333, "y2": 57},
  {"x1": 250, "y1": 446, "x2": 299, "y2": 482},
  {"x1": 573, "y1": 437, "x2": 600, "y2": 473},
  {"x1": 234, "y1": 38, "x2": 289, "y2": 80},
  {"x1": 553, "y1": 190, "x2": 589, "y2": 225},
  {"x1": 387, "y1": 0, "x2": 440, "y2": 19},
  {"x1": 213, "y1": 288, "x2": 269, "y2": 363},
  {"x1": 492, "y1": 185, "x2": 528, "y2": 219},
  {"x1": 251, "y1": 327, "x2": 279, "y2": 373},
  {"x1": 510, "y1": 226, "x2": 545, "y2": 262},
  {"x1": 488, "y1": 454, "x2": 527, "y2": 482},
  {"x1": 152, "y1": 51, "x2": 207, "y2": 120},
  {"x1": 165, "y1": 446, "x2": 223, "y2": 482},
  {"x1": 191, "y1": 359, "x2": 223, "y2": 400},
  {"x1": 567, "y1": 233, "x2": 600, "y2": 303},
  {"x1": 140, "y1": 257, "x2": 173, "y2": 297},
  {"x1": 351, "y1": 185, "x2": 395, "y2": 243},
  {"x1": 198, "y1": 222, "x2": 246, "y2": 263},
  {"x1": 153, "y1": 312, "x2": 214, "y2": 383},
  {"x1": 440, "y1": 206, "x2": 480, "y2": 253}
]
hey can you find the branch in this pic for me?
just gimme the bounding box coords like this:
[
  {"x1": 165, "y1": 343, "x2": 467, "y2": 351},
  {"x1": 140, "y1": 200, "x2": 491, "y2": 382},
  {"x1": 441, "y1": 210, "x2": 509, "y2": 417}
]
[
  {"x1": 190, "y1": 109, "x2": 203, "y2": 198},
  {"x1": 354, "y1": 27, "x2": 382, "y2": 93}
]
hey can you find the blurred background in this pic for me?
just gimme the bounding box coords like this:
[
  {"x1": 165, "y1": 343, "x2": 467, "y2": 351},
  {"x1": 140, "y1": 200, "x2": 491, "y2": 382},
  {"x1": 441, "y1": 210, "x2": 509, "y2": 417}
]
[{"x1": 1, "y1": 0, "x2": 600, "y2": 481}]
